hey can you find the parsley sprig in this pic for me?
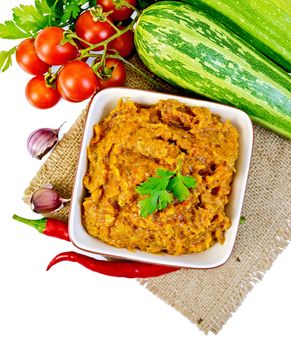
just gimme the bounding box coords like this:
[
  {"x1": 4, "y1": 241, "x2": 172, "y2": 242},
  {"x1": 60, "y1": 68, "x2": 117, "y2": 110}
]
[{"x1": 136, "y1": 160, "x2": 197, "y2": 218}]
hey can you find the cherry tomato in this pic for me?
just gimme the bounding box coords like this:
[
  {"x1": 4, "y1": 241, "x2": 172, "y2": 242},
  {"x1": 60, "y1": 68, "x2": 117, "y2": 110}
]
[
  {"x1": 57, "y1": 61, "x2": 99, "y2": 102},
  {"x1": 75, "y1": 11, "x2": 115, "y2": 50},
  {"x1": 108, "y1": 27, "x2": 134, "y2": 57},
  {"x1": 57, "y1": 85, "x2": 79, "y2": 102},
  {"x1": 16, "y1": 38, "x2": 50, "y2": 75},
  {"x1": 97, "y1": 0, "x2": 137, "y2": 21},
  {"x1": 35, "y1": 27, "x2": 78, "y2": 66},
  {"x1": 25, "y1": 76, "x2": 61, "y2": 109},
  {"x1": 97, "y1": 58, "x2": 126, "y2": 89}
]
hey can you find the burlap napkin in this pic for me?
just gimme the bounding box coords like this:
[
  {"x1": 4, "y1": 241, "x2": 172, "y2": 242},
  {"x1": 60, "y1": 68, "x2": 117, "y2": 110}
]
[{"x1": 23, "y1": 56, "x2": 291, "y2": 334}]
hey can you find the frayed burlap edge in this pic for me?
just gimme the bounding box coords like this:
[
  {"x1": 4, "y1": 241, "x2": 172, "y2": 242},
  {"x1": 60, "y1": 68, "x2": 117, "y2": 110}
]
[{"x1": 139, "y1": 219, "x2": 291, "y2": 334}]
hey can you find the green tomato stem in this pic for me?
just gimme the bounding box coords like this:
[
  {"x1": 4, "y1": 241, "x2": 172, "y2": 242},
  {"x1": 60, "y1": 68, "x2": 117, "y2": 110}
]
[
  {"x1": 80, "y1": 18, "x2": 136, "y2": 55},
  {"x1": 87, "y1": 51, "x2": 164, "y2": 90},
  {"x1": 106, "y1": 18, "x2": 120, "y2": 33},
  {"x1": 74, "y1": 11, "x2": 162, "y2": 90},
  {"x1": 74, "y1": 35, "x2": 92, "y2": 47},
  {"x1": 90, "y1": 45, "x2": 109, "y2": 72}
]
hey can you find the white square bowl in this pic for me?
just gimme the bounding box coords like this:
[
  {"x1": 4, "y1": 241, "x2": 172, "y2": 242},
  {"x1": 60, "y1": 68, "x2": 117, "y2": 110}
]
[{"x1": 69, "y1": 87, "x2": 253, "y2": 269}]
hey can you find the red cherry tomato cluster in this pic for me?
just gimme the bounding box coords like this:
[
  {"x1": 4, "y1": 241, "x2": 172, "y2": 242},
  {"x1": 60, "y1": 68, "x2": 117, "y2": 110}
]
[{"x1": 15, "y1": 0, "x2": 137, "y2": 109}]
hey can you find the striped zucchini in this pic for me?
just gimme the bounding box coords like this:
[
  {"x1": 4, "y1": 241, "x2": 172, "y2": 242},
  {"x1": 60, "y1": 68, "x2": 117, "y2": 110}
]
[
  {"x1": 182, "y1": 0, "x2": 291, "y2": 72},
  {"x1": 134, "y1": 1, "x2": 291, "y2": 138}
]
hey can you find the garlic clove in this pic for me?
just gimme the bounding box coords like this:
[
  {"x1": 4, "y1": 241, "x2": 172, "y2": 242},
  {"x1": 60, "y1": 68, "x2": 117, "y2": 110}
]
[
  {"x1": 27, "y1": 122, "x2": 65, "y2": 160},
  {"x1": 30, "y1": 186, "x2": 70, "y2": 214}
]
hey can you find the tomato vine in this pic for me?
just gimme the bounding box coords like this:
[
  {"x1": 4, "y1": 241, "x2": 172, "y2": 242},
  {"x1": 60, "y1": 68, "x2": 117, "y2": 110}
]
[{"x1": 0, "y1": 0, "x2": 163, "y2": 107}]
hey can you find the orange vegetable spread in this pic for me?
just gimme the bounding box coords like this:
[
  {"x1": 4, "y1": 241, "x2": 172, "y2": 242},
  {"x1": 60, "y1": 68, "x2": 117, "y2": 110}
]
[{"x1": 82, "y1": 99, "x2": 239, "y2": 255}]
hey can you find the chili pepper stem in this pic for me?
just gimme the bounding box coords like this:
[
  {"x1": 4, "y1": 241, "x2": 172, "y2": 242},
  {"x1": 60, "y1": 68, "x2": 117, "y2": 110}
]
[{"x1": 12, "y1": 214, "x2": 46, "y2": 234}]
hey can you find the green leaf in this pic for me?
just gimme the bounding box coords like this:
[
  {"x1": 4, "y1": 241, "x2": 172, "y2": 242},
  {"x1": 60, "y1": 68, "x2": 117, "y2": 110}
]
[
  {"x1": 12, "y1": 4, "x2": 49, "y2": 34},
  {"x1": 139, "y1": 190, "x2": 173, "y2": 217},
  {"x1": 136, "y1": 176, "x2": 168, "y2": 195},
  {"x1": 157, "y1": 191, "x2": 173, "y2": 210},
  {"x1": 239, "y1": 216, "x2": 246, "y2": 224},
  {"x1": 0, "y1": 20, "x2": 29, "y2": 39},
  {"x1": 0, "y1": 1, "x2": 55, "y2": 40},
  {"x1": 0, "y1": 47, "x2": 16, "y2": 73},
  {"x1": 167, "y1": 174, "x2": 191, "y2": 202},
  {"x1": 139, "y1": 192, "x2": 159, "y2": 218},
  {"x1": 136, "y1": 167, "x2": 175, "y2": 195},
  {"x1": 136, "y1": 161, "x2": 197, "y2": 217},
  {"x1": 89, "y1": 0, "x2": 96, "y2": 7},
  {"x1": 180, "y1": 175, "x2": 197, "y2": 188},
  {"x1": 156, "y1": 168, "x2": 175, "y2": 178},
  {"x1": 46, "y1": 0, "x2": 64, "y2": 15},
  {"x1": 35, "y1": 0, "x2": 52, "y2": 13},
  {"x1": 61, "y1": 2, "x2": 81, "y2": 23}
]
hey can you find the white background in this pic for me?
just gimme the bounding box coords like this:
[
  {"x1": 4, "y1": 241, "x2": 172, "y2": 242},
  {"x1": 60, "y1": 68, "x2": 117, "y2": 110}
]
[{"x1": 0, "y1": 1, "x2": 290, "y2": 349}]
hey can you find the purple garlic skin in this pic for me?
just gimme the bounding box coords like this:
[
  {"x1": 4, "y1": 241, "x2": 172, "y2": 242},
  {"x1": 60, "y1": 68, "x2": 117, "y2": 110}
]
[
  {"x1": 30, "y1": 186, "x2": 70, "y2": 214},
  {"x1": 27, "y1": 123, "x2": 64, "y2": 160}
]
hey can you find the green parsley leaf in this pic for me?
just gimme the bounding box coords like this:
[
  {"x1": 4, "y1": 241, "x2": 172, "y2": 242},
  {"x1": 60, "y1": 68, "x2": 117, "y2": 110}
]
[
  {"x1": 0, "y1": 20, "x2": 29, "y2": 39},
  {"x1": 180, "y1": 175, "x2": 197, "y2": 188},
  {"x1": 35, "y1": 0, "x2": 52, "y2": 14},
  {"x1": 157, "y1": 190, "x2": 173, "y2": 210},
  {"x1": 0, "y1": 47, "x2": 16, "y2": 73},
  {"x1": 61, "y1": 3, "x2": 80, "y2": 23},
  {"x1": 0, "y1": 1, "x2": 53, "y2": 40},
  {"x1": 167, "y1": 174, "x2": 189, "y2": 202},
  {"x1": 89, "y1": 0, "x2": 97, "y2": 7},
  {"x1": 46, "y1": 0, "x2": 64, "y2": 16},
  {"x1": 136, "y1": 161, "x2": 197, "y2": 217},
  {"x1": 59, "y1": 0, "x2": 89, "y2": 25},
  {"x1": 156, "y1": 168, "x2": 175, "y2": 178},
  {"x1": 139, "y1": 191, "x2": 159, "y2": 218},
  {"x1": 139, "y1": 190, "x2": 173, "y2": 217},
  {"x1": 12, "y1": 4, "x2": 50, "y2": 34},
  {"x1": 167, "y1": 173, "x2": 197, "y2": 202},
  {"x1": 136, "y1": 175, "x2": 171, "y2": 195},
  {"x1": 239, "y1": 216, "x2": 246, "y2": 224}
]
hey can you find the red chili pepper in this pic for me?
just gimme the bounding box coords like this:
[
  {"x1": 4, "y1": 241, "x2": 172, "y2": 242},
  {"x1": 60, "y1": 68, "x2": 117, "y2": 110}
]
[
  {"x1": 12, "y1": 214, "x2": 70, "y2": 241},
  {"x1": 46, "y1": 251, "x2": 180, "y2": 278}
]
